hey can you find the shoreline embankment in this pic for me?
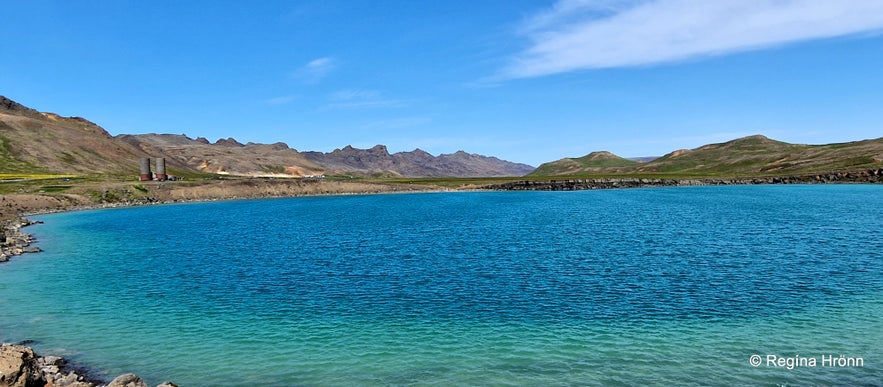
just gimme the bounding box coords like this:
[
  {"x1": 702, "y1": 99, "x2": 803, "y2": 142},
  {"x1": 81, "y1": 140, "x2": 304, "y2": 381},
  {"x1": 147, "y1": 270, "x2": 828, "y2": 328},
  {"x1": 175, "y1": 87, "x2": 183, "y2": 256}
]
[{"x1": 485, "y1": 168, "x2": 883, "y2": 191}]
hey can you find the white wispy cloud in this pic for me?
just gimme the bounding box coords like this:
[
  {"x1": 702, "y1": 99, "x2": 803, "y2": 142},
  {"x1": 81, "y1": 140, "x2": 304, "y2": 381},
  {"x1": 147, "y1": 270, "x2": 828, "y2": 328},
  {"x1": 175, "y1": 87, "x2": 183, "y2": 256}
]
[
  {"x1": 323, "y1": 88, "x2": 409, "y2": 109},
  {"x1": 291, "y1": 57, "x2": 336, "y2": 82},
  {"x1": 503, "y1": 0, "x2": 883, "y2": 78}
]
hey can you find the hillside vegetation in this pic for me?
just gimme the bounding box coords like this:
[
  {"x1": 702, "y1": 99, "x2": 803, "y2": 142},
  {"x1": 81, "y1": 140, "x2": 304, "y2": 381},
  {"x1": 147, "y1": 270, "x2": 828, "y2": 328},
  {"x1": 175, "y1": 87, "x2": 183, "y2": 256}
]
[
  {"x1": 531, "y1": 151, "x2": 639, "y2": 175},
  {"x1": 0, "y1": 97, "x2": 147, "y2": 175},
  {"x1": 531, "y1": 135, "x2": 883, "y2": 177}
]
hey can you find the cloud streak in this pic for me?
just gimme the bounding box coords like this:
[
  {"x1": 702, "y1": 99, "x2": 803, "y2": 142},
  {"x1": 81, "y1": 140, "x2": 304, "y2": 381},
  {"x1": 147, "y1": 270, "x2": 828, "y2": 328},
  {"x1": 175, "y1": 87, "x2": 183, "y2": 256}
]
[
  {"x1": 291, "y1": 57, "x2": 336, "y2": 82},
  {"x1": 503, "y1": 0, "x2": 883, "y2": 78},
  {"x1": 323, "y1": 88, "x2": 409, "y2": 110}
]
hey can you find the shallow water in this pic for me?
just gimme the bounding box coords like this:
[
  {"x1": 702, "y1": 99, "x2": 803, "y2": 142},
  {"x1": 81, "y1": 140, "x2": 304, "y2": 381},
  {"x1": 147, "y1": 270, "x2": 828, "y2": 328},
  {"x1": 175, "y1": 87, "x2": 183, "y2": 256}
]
[{"x1": 1, "y1": 185, "x2": 881, "y2": 385}]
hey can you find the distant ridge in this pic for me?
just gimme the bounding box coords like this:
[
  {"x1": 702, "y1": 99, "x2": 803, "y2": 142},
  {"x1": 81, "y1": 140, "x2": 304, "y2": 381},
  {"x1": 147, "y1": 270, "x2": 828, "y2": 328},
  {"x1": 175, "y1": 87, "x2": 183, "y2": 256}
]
[
  {"x1": 530, "y1": 134, "x2": 883, "y2": 176},
  {"x1": 116, "y1": 134, "x2": 325, "y2": 177},
  {"x1": 302, "y1": 146, "x2": 535, "y2": 177}
]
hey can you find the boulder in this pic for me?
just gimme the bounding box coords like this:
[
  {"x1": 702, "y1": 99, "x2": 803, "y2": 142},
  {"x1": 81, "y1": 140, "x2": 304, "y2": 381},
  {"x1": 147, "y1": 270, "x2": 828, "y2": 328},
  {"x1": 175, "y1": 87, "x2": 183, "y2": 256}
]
[
  {"x1": 105, "y1": 374, "x2": 148, "y2": 387},
  {"x1": 0, "y1": 344, "x2": 41, "y2": 387},
  {"x1": 44, "y1": 372, "x2": 93, "y2": 387}
]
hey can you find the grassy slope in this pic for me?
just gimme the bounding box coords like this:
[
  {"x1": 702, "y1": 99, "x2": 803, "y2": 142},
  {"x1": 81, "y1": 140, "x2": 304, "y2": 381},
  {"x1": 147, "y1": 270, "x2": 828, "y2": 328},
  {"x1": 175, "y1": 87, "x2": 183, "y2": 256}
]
[
  {"x1": 0, "y1": 112, "x2": 147, "y2": 175},
  {"x1": 531, "y1": 151, "x2": 640, "y2": 176},
  {"x1": 530, "y1": 135, "x2": 883, "y2": 177},
  {"x1": 0, "y1": 121, "x2": 50, "y2": 174}
]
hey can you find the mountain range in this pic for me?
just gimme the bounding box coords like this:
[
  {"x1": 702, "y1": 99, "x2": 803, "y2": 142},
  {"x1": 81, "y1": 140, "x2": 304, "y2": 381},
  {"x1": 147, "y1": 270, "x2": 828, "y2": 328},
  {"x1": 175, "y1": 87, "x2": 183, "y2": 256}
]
[
  {"x1": 0, "y1": 96, "x2": 533, "y2": 178},
  {"x1": 2, "y1": 95, "x2": 882, "y2": 179}
]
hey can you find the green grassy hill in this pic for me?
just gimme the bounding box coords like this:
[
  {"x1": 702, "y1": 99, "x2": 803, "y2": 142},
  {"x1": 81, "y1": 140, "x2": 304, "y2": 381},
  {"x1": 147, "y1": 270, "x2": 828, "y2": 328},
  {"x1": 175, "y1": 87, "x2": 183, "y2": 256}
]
[
  {"x1": 530, "y1": 135, "x2": 883, "y2": 177},
  {"x1": 531, "y1": 151, "x2": 640, "y2": 176}
]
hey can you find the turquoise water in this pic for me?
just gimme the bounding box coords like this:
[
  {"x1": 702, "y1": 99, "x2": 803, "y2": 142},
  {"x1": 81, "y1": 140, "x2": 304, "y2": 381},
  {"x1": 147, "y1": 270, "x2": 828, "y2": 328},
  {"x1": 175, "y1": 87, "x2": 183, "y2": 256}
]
[{"x1": 0, "y1": 185, "x2": 881, "y2": 385}]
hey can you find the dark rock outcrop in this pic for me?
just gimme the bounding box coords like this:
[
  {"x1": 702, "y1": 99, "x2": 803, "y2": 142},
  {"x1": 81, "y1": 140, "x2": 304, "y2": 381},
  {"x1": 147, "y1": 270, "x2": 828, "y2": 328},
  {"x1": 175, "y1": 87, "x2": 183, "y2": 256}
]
[{"x1": 0, "y1": 96, "x2": 39, "y2": 115}]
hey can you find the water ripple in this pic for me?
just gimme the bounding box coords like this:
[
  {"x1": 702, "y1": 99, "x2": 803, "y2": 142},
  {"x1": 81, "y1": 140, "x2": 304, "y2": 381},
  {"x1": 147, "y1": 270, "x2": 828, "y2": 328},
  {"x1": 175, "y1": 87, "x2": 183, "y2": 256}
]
[{"x1": 0, "y1": 186, "x2": 880, "y2": 385}]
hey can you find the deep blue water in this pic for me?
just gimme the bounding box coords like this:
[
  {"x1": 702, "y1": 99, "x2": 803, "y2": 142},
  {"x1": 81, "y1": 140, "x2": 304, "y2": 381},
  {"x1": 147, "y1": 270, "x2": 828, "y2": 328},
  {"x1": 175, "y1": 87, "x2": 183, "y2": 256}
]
[{"x1": 0, "y1": 185, "x2": 881, "y2": 385}]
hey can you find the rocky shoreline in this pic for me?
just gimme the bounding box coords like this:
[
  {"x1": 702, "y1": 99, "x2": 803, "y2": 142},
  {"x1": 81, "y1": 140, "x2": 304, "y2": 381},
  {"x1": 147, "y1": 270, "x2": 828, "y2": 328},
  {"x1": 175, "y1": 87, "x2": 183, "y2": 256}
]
[
  {"x1": 485, "y1": 168, "x2": 883, "y2": 191},
  {"x1": 1, "y1": 218, "x2": 176, "y2": 387},
  {"x1": 0, "y1": 217, "x2": 42, "y2": 264},
  {"x1": 0, "y1": 343, "x2": 175, "y2": 387},
  {"x1": 1, "y1": 198, "x2": 201, "y2": 387}
]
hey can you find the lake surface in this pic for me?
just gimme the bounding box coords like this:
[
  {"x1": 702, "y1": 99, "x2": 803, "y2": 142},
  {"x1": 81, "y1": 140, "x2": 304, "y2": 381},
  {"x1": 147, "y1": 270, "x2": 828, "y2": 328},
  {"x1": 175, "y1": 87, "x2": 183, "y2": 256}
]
[{"x1": 1, "y1": 185, "x2": 881, "y2": 386}]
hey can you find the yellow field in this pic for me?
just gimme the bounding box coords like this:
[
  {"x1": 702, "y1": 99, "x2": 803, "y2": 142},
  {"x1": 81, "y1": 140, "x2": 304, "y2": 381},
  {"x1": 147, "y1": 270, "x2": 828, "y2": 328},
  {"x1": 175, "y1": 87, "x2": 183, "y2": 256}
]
[{"x1": 0, "y1": 174, "x2": 78, "y2": 181}]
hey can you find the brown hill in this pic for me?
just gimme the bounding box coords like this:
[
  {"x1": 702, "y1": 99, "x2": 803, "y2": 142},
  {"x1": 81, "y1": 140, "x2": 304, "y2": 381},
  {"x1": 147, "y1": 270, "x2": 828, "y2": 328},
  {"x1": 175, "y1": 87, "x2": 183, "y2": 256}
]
[
  {"x1": 0, "y1": 96, "x2": 147, "y2": 174},
  {"x1": 116, "y1": 134, "x2": 325, "y2": 177}
]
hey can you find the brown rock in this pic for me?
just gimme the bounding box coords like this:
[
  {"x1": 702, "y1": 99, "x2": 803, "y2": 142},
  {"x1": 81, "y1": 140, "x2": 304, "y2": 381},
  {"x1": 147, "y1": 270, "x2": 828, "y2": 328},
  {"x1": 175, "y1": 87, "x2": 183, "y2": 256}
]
[
  {"x1": 0, "y1": 344, "x2": 41, "y2": 387},
  {"x1": 105, "y1": 374, "x2": 148, "y2": 387},
  {"x1": 44, "y1": 372, "x2": 93, "y2": 387}
]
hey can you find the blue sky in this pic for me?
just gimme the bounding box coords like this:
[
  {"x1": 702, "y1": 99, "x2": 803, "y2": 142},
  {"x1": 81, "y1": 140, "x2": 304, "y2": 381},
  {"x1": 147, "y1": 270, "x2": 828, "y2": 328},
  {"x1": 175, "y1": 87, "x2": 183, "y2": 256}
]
[{"x1": 3, "y1": 0, "x2": 883, "y2": 166}]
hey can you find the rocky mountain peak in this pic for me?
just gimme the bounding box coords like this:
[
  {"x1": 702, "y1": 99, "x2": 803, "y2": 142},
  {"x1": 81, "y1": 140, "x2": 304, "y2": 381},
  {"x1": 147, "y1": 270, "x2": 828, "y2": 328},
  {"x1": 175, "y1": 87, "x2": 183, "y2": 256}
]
[
  {"x1": 583, "y1": 151, "x2": 618, "y2": 159},
  {"x1": 215, "y1": 137, "x2": 244, "y2": 147}
]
